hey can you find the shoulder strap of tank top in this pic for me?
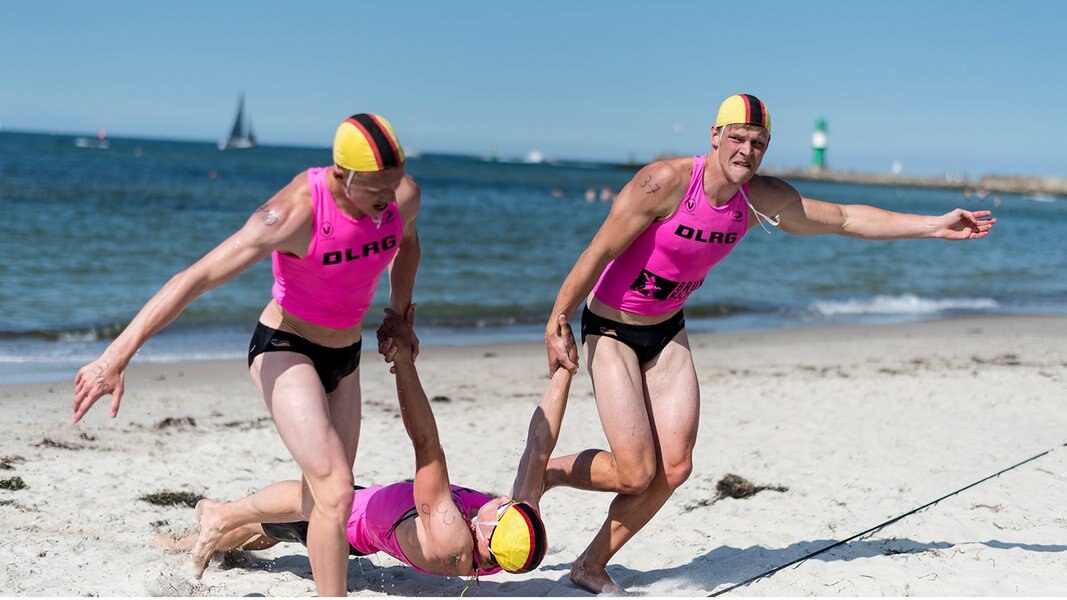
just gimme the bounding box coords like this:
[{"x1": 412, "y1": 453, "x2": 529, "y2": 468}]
[
  {"x1": 684, "y1": 155, "x2": 706, "y2": 199},
  {"x1": 308, "y1": 167, "x2": 331, "y2": 220}
]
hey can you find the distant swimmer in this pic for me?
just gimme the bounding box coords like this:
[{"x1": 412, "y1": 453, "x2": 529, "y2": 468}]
[
  {"x1": 157, "y1": 311, "x2": 573, "y2": 590},
  {"x1": 542, "y1": 94, "x2": 996, "y2": 595},
  {"x1": 73, "y1": 113, "x2": 422, "y2": 597}
]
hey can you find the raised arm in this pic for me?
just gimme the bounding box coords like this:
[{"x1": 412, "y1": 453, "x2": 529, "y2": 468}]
[
  {"x1": 545, "y1": 161, "x2": 685, "y2": 375},
  {"x1": 72, "y1": 175, "x2": 313, "y2": 423},
  {"x1": 388, "y1": 175, "x2": 422, "y2": 352},
  {"x1": 752, "y1": 175, "x2": 997, "y2": 240},
  {"x1": 376, "y1": 308, "x2": 469, "y2": 559},
  {"x1": 512, "y1": 314, "x2": 574, "y2": 513}
]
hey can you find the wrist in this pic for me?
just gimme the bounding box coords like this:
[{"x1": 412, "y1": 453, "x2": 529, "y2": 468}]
[{"x1": 102, "y1": 343, "x2": 134, "y2": 370}]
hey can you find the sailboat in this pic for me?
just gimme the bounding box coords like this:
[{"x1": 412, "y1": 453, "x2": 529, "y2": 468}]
[
  {"x1": 218, "y1": 93, "x2": 257, "y2": 150},
  {"x1": 75, "y1": 129, "x2": 110, "y2": 150}
]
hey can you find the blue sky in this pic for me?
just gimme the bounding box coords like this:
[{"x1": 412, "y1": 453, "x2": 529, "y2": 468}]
[{"x1": 3, "y1": 0, "x2": 1065, "y2": 176}]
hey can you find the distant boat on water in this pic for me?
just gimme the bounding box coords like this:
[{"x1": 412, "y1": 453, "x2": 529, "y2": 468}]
[
  {"x1": 74, "y1": 129, "x2": 109, "y2": 150},
  {"x1": 218, "y1": 93, "x2": 256, "y2": 150}
]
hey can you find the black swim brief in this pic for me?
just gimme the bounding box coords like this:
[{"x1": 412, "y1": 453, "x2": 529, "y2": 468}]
[
  {"x1": 247, "y1": 322, "x2": 361, "y2": 393},
  {"x1": 580, "y1": 305, "x2": 686, "y2": 364},
  {"x1": 260, "y1": 485, "x2": 368, "y2": 556},
  {"x1": 260, "y1": 521, "x2": 368, "y2": 557}
]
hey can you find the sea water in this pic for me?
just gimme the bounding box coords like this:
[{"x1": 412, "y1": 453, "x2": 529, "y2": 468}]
[{"x1": 2, "y1": 132, "x2": 1064, "y2": 384}]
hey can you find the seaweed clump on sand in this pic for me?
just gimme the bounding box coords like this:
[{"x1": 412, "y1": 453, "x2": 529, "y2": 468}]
[
  {"x1": 684, "y1": 473, "x2": 789, "y2": 512},
  {"x1": 0, "y1": 476, "x2": 27, "y2": 491},
  {"x1": 0, "y1": 456, "x2": 25, "y2": 470},
  {"x1": 155, "y1": 417, "x2": 197, "y2": 430},
  {"x1": 35, "y1": 438, "x2": 84, "y2": 450},
  {"x1": 139, "y1": 490, "x2": 204, "y2": 508}
]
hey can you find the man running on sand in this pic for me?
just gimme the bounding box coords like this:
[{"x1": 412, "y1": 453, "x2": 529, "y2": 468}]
[
  {"x1": 542, "y1": 94, "x2": 996, "y2": 594},
  {"x1": 158, "y1": 311, "x2": 575, "y2": 591},
  {"x1": 76, "y1": 114, "x2": 420, "y2": 596}
]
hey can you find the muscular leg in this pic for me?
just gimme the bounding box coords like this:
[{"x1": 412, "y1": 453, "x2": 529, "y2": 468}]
[
  {"x1": 159, "y1": 522, "x2": 277, "y2": 554},
  {"x1": 545, "y1": 335, "x2": 657, "y2": 494},
  {"x1": 295, "y1": 368, "x2": 363, "y2": 524},
  {"x1": 252, "y1": 353, "x2": 356, "y2": 597},
  {"x1": 328, "y1": 368, "x2": 362, "y2": 468},
  {"x1": 560, "y1": 332, "x2": 701, "y2": 594},
  {"x1": 189, "y1": 480, "x2": 304, "y2": 578}
]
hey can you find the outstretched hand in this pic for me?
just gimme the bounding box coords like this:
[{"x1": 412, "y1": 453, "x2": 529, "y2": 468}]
[
  {"x1": 72, "y1": 356, "x2": 126, "y2": 423},
  {"x1": 937, "y1": 209, "x2": 997, "y2": 240},
  {"x1": 545, "y1": 313, "x2": 578, "y2": 377},
  {"x1": 377, "y1": 304, "x2": 418, "y2": 373}
]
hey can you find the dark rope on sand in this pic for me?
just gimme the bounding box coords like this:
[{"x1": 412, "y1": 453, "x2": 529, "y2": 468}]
[{"x1": 709, "y1": 442, "x2": 1066, "y2": 596}]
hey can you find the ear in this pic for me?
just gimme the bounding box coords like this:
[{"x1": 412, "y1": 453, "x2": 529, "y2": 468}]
[{"x1": 710, "y1": 126, "x2": 720, "y2": 150}]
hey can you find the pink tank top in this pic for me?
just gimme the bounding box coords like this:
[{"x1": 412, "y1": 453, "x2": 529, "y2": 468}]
[
  {"x1": 592, "y1": 155, "x2": 749, "y2": 316},
  {"x1": 347, "y1": 483, "x2": 502, "y2": 576},
  {"x1": 271, "y1": 167, "x2": 403, "y2": 328}
]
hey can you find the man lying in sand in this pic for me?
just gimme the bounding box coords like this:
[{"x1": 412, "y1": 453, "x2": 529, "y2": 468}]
[{"x1": 157, "y1": 311, "x2": 571, "y2": 585}]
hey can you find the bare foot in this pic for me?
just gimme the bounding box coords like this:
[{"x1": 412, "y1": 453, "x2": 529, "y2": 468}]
[
  {"x1": 190, "y1": 499, "x2": 227, "y2": 579},
  {"x1": 570, "y1": 555, "x2": 632, "y2": 595}
]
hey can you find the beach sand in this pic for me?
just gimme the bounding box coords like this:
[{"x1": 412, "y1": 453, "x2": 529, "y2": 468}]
[{"x1": 1, "y1": 315, "x2": 1065, "y2": 596}]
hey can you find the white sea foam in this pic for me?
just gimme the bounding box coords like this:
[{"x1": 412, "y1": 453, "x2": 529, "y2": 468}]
[{"x1": 811, "y1": 294, "x2": 999, "y2": 316}]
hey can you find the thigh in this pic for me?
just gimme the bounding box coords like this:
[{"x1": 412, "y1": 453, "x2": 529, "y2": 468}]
[
  {"x1": 251, "y1": 351, "x2": 350, "y2": 482},
  {"x1": 327, "y1": 366, "x2": 362, "y2": 469},
  {"x1": 586, "y1": 335, "x2": 655, "y2": 464},
  {"x1": 642, "y1": 329, "x2": 700, "y2": 464}
]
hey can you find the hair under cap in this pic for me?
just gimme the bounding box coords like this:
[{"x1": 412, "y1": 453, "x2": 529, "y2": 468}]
[
  {"x1": 715, "y1": 94, "x2": 771, "y2": 134},
  {"x1": 488, "y1": 502, "x2": 547, "y2": 573},
  {"x1": 333, "y1": 113, "x2": 405, "y2": 172}
]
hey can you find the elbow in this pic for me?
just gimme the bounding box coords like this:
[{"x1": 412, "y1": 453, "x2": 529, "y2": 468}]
[{"x1": 168, "y1": 268, "x2": 214, "y2": 298}]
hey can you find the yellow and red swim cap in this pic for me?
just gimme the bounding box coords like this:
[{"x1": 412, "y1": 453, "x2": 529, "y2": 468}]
[
  {"x1": 715, "y1": 94, "x2": 771, "y2": 134},
  {"x1": 333, "y1": 113, "x2": 405, "y2": 172},
  {"x1": 488, "y1": 502, "x2": 547, "y2": 573}
]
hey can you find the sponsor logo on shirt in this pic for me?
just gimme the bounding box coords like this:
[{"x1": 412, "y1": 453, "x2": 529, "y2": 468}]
[{"x1": 629, "y1": 270, "x2": 703, "y2": 302}]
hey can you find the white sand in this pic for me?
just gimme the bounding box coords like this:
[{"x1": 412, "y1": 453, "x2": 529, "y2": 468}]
[{"x1": 1, "y1": 315, "x2": 1065, "y2": 596}]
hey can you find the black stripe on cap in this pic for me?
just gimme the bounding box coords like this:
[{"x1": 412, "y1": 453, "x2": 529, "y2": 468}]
[
  {"x1": 350, "y1": 113, "x2": 401, "y2": 169},
  {"x1": 742, "y1": 94, "x2": 765, "y2": 128}
]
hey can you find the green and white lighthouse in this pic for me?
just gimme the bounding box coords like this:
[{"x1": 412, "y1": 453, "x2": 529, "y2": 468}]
[{"x1": 811, "y1": 117, "x2": 827, "y2": 172}]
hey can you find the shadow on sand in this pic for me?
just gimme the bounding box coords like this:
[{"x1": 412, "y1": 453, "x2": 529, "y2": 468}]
[{"x1": 230, "y1": 536, "x2": 1067, "y2": 596}]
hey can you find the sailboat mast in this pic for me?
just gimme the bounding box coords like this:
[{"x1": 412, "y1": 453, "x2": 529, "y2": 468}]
[
  {"x1": 220, "y1": 92, "x2": 257, "y2": 150},
  {"x1": 229, "y1": 94, "x2": 246, "y2": 140}
]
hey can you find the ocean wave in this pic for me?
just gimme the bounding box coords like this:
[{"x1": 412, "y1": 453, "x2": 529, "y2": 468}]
[
  {"x1": 0, "y1": 322, "x2": 129, "y2": 342},
  {"x1": 810, "y1": 294, "x2": 999, "y2": 316}
]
